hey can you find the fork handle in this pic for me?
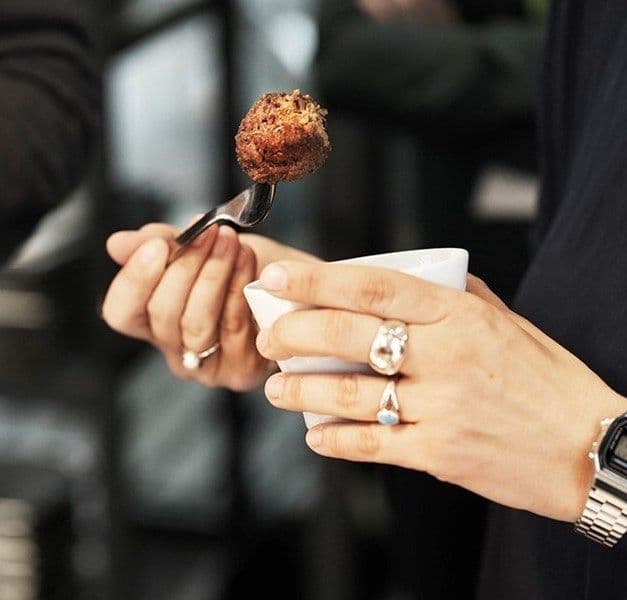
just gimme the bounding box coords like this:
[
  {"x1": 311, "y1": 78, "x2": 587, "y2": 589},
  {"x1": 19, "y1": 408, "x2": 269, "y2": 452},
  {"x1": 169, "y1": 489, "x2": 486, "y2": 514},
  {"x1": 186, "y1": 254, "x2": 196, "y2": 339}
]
[
  {"x1": 175, "y1": 207, "x2": 220, "y2": 247},
  {"x1": 168, "y1": 209, "x2": 242, "y2": 265}
]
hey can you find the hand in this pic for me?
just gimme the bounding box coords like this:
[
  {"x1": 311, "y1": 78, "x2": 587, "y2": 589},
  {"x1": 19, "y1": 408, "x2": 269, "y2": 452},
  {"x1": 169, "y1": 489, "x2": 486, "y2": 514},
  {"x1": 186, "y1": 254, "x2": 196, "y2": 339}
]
[
  {"x1": 255, "y1": 261, "x2": 627, "y2": 521},
  {"x1": 102, "y1": 220, "x2": 316, "y2": 391},
  {"x1": 356, "y1": 0, "x2": 460, "y2": 24}
]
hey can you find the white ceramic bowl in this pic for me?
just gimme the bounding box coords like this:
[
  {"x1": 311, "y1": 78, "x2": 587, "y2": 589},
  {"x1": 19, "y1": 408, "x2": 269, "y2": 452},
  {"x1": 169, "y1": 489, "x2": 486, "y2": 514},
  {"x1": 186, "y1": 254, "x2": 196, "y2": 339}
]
[{"x1": 244, "y1": 248, "x2": 469, "y2": 428}]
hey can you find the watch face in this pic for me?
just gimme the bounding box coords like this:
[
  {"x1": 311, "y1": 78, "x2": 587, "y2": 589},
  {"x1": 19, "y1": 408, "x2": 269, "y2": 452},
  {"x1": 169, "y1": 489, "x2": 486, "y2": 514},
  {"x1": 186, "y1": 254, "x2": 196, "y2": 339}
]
[
  {"x1": 601, "y1": 414, "x2": 627, "y2": 477},
  {"x1": 615, "y1": 435, "x2": 627, "y2": 462}
]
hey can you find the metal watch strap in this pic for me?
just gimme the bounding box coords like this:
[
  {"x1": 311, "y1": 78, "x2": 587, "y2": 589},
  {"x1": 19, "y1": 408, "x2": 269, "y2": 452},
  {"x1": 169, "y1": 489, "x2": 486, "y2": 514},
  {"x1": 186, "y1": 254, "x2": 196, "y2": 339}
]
[{"x1": 575, "y1": 486, "x2": 627, "y2": 547}]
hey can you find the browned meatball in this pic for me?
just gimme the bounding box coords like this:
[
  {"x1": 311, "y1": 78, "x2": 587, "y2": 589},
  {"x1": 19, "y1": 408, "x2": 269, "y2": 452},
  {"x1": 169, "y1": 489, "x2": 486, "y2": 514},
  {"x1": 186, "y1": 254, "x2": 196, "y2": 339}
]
[{"x1": 235, "y1": 90, "x2": 331, "y2": 184}]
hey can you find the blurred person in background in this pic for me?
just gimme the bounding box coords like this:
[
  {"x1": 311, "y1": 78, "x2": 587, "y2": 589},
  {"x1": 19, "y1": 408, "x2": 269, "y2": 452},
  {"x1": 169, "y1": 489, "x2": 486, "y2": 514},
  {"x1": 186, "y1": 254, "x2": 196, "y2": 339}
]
[
  {"x1": 316, "y1": 0, "x2": 545, "y2": 300},
  {"x1": 0, "y1": 1, "x2": 100, "y2": 262},
  {"x1": 103, "y1": 0, "x2": 627, "y2": 599}
]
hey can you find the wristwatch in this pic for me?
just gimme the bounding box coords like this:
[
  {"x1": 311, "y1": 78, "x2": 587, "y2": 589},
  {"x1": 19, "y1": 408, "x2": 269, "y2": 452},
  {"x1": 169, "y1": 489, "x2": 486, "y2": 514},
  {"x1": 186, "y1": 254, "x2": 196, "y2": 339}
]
[{"x1": 575, "y1": 412, "x2": 627, "y2": 547}]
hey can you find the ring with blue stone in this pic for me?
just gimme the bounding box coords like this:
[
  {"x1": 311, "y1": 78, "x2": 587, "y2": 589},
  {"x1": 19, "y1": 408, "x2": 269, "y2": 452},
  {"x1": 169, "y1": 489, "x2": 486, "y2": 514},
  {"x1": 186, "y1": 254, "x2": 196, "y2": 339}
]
[{"x1": 377, "y1": 378, "x2": 401, "y2": 426}]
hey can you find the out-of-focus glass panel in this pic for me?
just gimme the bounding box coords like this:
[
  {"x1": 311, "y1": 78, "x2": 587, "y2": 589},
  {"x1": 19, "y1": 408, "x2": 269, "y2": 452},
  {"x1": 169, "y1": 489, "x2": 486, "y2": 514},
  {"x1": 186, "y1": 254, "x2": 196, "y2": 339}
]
[{"x1": 108, "y1": 14, "x2": 225, "y2": 225}]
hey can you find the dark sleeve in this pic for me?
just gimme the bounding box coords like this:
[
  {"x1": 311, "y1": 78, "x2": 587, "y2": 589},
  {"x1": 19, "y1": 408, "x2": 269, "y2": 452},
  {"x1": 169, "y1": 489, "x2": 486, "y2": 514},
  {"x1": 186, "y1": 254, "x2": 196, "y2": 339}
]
[
  {"x1": 0, "y1": 0, "x2": 101, "y2": 257},
  {"x1": 457, "y1": 0, "x2": 524, "y2": 20},
  {"x1": 316, "y1": 0, "x2": 543, "y2": 138}
]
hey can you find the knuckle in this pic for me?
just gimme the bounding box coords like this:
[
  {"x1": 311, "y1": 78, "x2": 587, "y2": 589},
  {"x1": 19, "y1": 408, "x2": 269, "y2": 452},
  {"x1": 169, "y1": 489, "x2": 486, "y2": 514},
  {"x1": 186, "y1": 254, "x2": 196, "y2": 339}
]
[
  {"x1": 197, "y1": 264, "x2": 228, "y2": 287},
  {"x1": 180, "y1": 314, "x2": 205, "y2": 339},
  {"x1": 323, "y1": 311, "x2": 352, "y2": 347},
  {"x1": 146, "y1": 296, "x2": 162, "y2": 321},
  {"x1": 285, "y1": 375, "x2": 305, "y2": 406},
  {"x1": 147, "y1": 299, "x2": 177, "y2": 341},
  {"x1": 125, "y1": 256, "x2": 157, "y2": 286},
  {"x1": 300, "y1": 269, "x2": 321, "y2": 299},
  {"x1": 272, "y1": 315, "x2": 291, "y2": 346},
  {"x1": 466, "y1": 293, "x2": 494, "y2": 323},
  {"x1": 470, "y1": 274, "x2": 489, "y2": 289},
  {"x1": 147, "y1": 298, "x2": 173, "y2": 326},
  {"x1": 335, "y1": 374, "x2": 360, "y2": 411},
  {"x1": 357, "y1": 275, "x2": 395, "y2": 314},
  {"x1": 221, "y1": 309, "x2": 247, "y2": 335},
  {"x1": 355, "y1": 426, "x2": 381, "y2": 457}
]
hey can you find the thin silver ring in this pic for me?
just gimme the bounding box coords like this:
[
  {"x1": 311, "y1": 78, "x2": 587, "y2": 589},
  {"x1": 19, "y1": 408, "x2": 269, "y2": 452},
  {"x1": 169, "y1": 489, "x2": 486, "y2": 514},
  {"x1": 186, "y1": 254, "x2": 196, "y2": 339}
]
[
  {"x1": 377, "y1": 378, "x2": 401, "y2": 426},
  {"x1": 182, "y1": 342, "x2": 221, "y2": 370},
  {"x1": 368, "y1": 320, "x2": 409, "y2": 376}
]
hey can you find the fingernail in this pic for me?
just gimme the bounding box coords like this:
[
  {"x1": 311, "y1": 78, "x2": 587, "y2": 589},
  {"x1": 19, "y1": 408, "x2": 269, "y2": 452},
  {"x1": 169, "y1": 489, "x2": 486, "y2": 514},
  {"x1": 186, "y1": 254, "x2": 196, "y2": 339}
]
[
  {"x1": 260, "y1": 265, "x2": 287, "y2": 291},
  {"x1": 306, "y1": 428, "x2": 323, "y2": 448},
  {"x1": 265, "y1": 374, "x2": 284, "y2": 402},
  {"x1": 213, "y1": 228, "x2": 232, "y2": 257},
  {"x1": 256, "y1": 329, "x2": 269, "y2": 351},
  {"x1": 138, "y1": 239, "x2": 163, "y2": 264}
]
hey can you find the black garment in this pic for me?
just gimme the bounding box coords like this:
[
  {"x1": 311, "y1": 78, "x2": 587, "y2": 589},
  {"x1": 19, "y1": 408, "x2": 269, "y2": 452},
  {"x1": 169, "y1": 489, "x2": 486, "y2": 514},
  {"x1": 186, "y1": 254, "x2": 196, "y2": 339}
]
[
  {"x1": 458, "y1": 0, "x2": 524, "y2": 21},
  {"x1": 0, "y1": 1, "x2": 100, "y2": 260},
  {"x1": 480, "y1": 1, "x2": 627, "y2": 598}
]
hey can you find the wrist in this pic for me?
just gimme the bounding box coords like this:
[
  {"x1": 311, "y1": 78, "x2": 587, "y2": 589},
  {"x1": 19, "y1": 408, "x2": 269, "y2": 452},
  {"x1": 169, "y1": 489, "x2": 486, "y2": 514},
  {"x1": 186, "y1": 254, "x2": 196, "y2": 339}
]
[{"x1": 563, "y1": 388, "x2": 627, "y2": 522}]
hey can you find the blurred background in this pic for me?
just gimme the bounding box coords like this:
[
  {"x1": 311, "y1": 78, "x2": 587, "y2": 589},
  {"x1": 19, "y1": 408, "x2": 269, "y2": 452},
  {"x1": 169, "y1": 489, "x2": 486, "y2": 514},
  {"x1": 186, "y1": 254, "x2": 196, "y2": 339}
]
[{"x1": 0, "y1": 0, "x2": 546, "y2": 598}]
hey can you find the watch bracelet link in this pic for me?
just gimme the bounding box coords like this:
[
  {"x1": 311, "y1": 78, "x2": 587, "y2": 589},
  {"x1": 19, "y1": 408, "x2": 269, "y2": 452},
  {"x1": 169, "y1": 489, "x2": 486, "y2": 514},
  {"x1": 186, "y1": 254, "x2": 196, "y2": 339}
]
[{"x1": 575, "y1": 486, "x2": 627, "y2": 547}]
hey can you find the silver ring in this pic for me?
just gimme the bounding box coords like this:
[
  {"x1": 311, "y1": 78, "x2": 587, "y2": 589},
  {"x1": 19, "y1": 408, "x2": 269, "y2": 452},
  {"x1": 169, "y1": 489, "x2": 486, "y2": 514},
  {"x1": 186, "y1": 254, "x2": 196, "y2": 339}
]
[
  {"x1": 182, "y1": 342, "x2": 221, "y2": 370},
  {"x1": 377, "y1": 378, "x2": 401, "y2": 426},
  {"x1": 368, "y1": 320, "x2": 409, "y2": 376}
]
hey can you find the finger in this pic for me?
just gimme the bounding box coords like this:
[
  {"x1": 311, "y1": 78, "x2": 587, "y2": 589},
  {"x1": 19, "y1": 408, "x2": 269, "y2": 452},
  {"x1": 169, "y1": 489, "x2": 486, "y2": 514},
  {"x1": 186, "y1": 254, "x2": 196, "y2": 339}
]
[
  {"x1": 107, "y1": 223, "x2": 180, "y2": 266},
  {"x1": 162, "y1": 347, "x2": 200, "y2": 381},
  {"x1": 259, "y1": 261, "x2": 456, "y2": 324},
  {"x1": 304, "y1": 422, "x2": 425, "y2": 469},
  {"x1": 179, "y1": 226, "x2": 240, "y2": 353},
  {"x1": 102, "y1": 238, "x2": 169, "y2": 340},
  {"x1": 219, "y1": 243, "x2": 257, "y2": 341},
  {"x1": 147, "y1": 225, "x2": 220, "y2": 351},
  {"x1": 464, "y1": 275, "x2": 555, "y2": 347},
  {"x1": 466, "y1": 275, "x2": 510, "y2": 312},
  {"x1": 210, "y1": 244, "x2": 267, "y2": 391},
  {"x1": 166, "y1": 245, "x2": 267, "y2": 392},
  {"x1": 258, "y1": 309, "x2": 384, "y2": 364},
  {"x1": 265, "y1": 372, "x2": 436, "y2": 423}
]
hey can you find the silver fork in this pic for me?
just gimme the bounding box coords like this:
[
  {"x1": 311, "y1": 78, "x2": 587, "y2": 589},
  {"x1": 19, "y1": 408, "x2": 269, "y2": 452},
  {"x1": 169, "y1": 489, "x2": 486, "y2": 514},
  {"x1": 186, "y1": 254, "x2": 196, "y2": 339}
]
[{"x1": 168, "y1": 183, "x2": 276, "y2": 264}]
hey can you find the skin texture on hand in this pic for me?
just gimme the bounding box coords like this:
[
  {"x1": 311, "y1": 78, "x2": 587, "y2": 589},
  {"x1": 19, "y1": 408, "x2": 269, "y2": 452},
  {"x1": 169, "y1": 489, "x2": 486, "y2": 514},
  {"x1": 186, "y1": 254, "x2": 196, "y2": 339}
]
[
  {"x1": 102, "y1": 221, "x2": 317, "y2": 392},
  {"x1": 255, "y1": 260, "x2": 627, "y2": 522}
]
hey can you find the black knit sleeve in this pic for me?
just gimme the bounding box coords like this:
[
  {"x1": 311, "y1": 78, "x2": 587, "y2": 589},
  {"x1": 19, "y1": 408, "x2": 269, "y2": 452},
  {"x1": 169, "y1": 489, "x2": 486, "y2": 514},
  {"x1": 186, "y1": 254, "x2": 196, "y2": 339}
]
[{"x1": 0, "y1": 0, "x2": 101, "y2": 257}]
